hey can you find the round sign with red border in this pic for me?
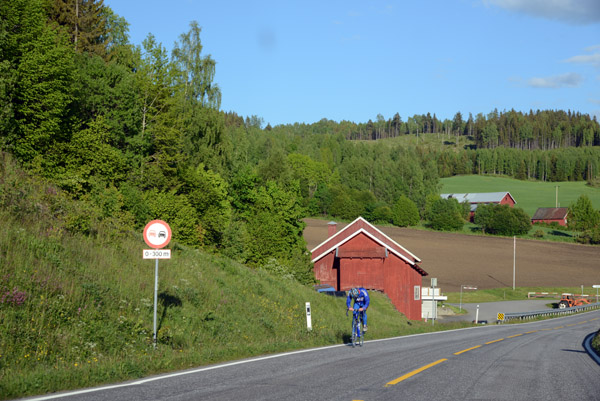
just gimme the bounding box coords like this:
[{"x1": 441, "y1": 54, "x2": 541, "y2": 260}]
[{"x1": 143, "y1": 220, "x2": 171, "y2": 249}]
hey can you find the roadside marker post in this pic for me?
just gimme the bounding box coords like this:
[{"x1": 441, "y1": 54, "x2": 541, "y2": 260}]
[
  {"x1": 593, "y1": 285, "x2": 600, "y2": 303},
  {"x1": 143, "y1": 220, "x2": 172, "y2": 349},
  {"x1": 305, "y1": 302, "x2": 312, "y2": 331}
]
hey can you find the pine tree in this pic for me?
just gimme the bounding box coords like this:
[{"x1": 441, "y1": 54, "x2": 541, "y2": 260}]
[{"x1": 48, "y1": 0, "x2": 109, "y2": 58}]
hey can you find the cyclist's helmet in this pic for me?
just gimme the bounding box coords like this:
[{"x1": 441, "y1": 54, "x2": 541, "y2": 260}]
[{"x1": 350, "y1": 288, "x2": 360, "y2": 299}]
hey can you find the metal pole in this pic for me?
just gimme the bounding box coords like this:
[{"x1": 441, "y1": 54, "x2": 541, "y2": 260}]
[
  {"x1": 475, "y1": 304, "x2": 479, "y2": 324},
  {"x1": 153, "y1": 258, "x2": 159, "y2": 349},
  {"x1": 555, "y1": 186, "x2": 558, "y2": 208},
  {"x1": 431, "y1": 284, "x2": 435, "y2": 326},
  {"x1": 459, "y1": 285, "x2": 463, "y2": 312},
  {"x1": 513, "y1": 236, "x2": 516, "y2": 290}
]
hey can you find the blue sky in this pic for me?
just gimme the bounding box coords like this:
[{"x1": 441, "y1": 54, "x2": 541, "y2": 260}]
[{"x1": 105, "y1": 0, "x2": 600, "y2": 127}]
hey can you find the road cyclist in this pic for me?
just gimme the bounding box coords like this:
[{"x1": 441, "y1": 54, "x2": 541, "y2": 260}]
[{"x1": 346, "y1": 287, "x2": 370, "y2": 347}]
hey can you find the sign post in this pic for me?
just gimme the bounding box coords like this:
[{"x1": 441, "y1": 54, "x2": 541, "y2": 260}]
[
  {"x1": 143, "y1": 220, "x2": 172, "y2": 349},
  {"x1": 431, "y1": 278, "x2": 437, "y2": 326},
  {"x1": 593, "y1": 285, "x2": 600, "y2": 303}
]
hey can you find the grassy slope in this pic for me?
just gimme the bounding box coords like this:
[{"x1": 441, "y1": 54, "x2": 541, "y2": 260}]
[
  {"x1": 0, "y1": 210, "x2": 472, "y2": 399},
  {"x1": 441, "y1": 175, "x2": 600, "y2": 216}
]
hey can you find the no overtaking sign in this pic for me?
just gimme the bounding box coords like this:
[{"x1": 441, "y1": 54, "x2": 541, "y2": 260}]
[{"x1": 143, "y1": 220, "x2": 171, "y2": 249}]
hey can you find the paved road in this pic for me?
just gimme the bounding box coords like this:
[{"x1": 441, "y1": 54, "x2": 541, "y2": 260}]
[
  {"x1": 441, "y1": 299, "x2": 553, "y2": 323},
  {"x1": 23, "y1": 310, "x2": 600, "y2": 401}
]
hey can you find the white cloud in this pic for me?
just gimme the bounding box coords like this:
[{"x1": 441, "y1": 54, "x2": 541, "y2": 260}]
[
  {"x1": 484, "y1": 0, "x2": 600, "y2": 25},
  {"x1": 527, "y1": 72, "x2": 583, "y2": 88},
  {"x1": 564, "y1": 52, "x2": 600, "y2": 68}
]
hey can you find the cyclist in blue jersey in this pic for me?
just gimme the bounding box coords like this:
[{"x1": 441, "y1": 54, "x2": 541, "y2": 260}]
[{"x1": 347, "y1": 287, "x2": 370, "y2": 331}]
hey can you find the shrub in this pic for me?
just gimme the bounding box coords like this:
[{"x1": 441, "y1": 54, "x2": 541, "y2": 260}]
[
  {"x1": 427, "y1": 198, "x2": 464, "y2": 231},
  {"x1": 533, "y1": 229, "x2": 544, "y2": 238},
  {"x1": 568, "y1": 194, "x2": 599, "y2": 231},
  {"x1": 575, "y1": 228, "x2": 600, "y2": 244},
  {"x1": 476, "y1": 204, "x2": 531, "y2": 236},
  {"x1": 392, "y1": 195, "x2": 420, "y2": 227}
]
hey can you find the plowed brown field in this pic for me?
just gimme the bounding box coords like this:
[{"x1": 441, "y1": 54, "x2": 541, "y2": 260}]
[{"x1": 303, "y1": 219, "x2": 600, "y2": 292}]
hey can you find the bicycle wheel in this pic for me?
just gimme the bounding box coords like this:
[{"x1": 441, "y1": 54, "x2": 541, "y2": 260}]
[
  {"x1": 358, "y1": 320, "x2": 364, "y2": 347},
  {"x1": 351, "y1": 318, "x2": 357, "y2": 348}
]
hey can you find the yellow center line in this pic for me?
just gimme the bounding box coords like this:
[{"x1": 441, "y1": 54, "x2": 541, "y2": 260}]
[
  {"x1": 525, "y1": 330, "x2": 538, "y2": 334},
  {"x1": 540, "y1": 328, "x2": 552, "y2": 331},
  {"x1": 578, "y1": 321, "x2": 588, "y2": 324},
  {"x1": 454, "y1": 345, "x2": 482, "y2": 355},
  {"x1": 507, "y1": 334, "x2": 523, "y2": 338},
  {"x1": 566, "y1": 323, "x2": 577, "y2": 327},
  {"x1": 385, "y1": 359, "x2": 448, "y2": 387},
  {"x1": 553, "y1": 326, "x2": 564, "y2": 329},
  {"x1": 590, "y1": 318, "x2": 599, "y2": 321},
  {"x1": 485, "y1": 338, "x2": 504, "y2": 344}
]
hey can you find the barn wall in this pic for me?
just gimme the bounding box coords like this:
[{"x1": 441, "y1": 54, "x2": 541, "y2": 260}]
[
  {"x1": 501, "y1": 194, "x2": 515, "y2": 206},
  {"x1": 338, "y1": 234, "x2": 385, "y2": 290},
  {"x1": 313, "y1": 252, "x2": 338, "y2": 289},
  {"x1": 383, "y1": 256, "x2": 422, "y2": 320},
  {"x1": 532, "y1": 218, "x2": 567, "y2": 226}
]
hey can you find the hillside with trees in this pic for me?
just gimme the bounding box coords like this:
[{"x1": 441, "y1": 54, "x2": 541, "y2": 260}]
[{"x1": 2, "y1": 0, "x2": 600, "y2": 286}]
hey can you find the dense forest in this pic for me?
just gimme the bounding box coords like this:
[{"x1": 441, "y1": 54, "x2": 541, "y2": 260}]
[{"x1": 2, "y1": 0, "x2": 600, "y2": 283}]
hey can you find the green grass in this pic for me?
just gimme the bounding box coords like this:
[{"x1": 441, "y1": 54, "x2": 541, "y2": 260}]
[
  {"x1": 0, "y1": 209, "x2": 473, "y2": 399},
  {"x1": 441, "y1": 175, "x2": 600, "y2": 216}
]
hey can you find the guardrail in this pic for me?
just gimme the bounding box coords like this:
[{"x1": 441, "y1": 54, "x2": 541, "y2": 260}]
[{"x1": 498, "y1": 302, "x2": 600, "y2": 323}]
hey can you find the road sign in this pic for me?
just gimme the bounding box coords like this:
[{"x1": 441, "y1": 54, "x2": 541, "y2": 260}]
[
  {"x1": 143, "y1": 220, "x2": 171, "y2": 249},
  {"x1": 497, "y1": 313, "x2": 505, "y2": 321},
  {"x1": 593, "y1": 285, "x2": 600, "y2": 289},
  {"x1": 143, "y1": 249, "x2": 171, "y2": 259}
]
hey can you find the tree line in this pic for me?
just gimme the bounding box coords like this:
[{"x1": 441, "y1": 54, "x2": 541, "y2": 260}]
[{"x1": 297, "y1": 109, "x2": 599, "y2": 150}]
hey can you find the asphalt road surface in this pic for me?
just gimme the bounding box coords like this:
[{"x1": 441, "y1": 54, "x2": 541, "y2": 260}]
[
  {"x1": 23, "y1": 310, "x2": 600, "y2": 401},
  {"x1": 441, "y1": 299, "x2": 554, "y2": 323}
]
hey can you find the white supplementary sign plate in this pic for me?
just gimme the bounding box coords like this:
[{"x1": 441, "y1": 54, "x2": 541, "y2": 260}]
[
  {"x1": 143, "y1": 249, "x2": 171, "y2": 259},
  {"x1": 593, "y1": 285, "x2": 600, "y2": 289}
]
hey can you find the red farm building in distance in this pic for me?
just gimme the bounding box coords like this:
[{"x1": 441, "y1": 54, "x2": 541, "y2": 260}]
[
  {"x1": 531, "y1": 207, "x2": 569, "y2": 226},
  {"x1": 310, "y1": 217, "x2": 427, "y2": 320},
  {"x1": 440, "y1": 191, "x2": 516, "y2": 221}
]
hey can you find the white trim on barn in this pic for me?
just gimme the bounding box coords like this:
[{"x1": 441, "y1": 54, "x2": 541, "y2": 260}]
[
  {"x1": 310, "y1": 227, "x2": 417, "y2": 266},
  {"x1": 310, "y1": 216, "x2": 421, "y2": 262}
]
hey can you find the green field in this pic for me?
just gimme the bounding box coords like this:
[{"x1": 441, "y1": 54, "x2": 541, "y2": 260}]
[{"x1": 441, "y1": 175, "x2": 600, "y2": 216}]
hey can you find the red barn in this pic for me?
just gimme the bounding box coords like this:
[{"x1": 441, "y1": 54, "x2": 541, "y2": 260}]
[
  {"x1": 441, "y1": 192, "x2": 517, "y2": 221},
  {"x1": 310, "y1": 217, "x2": 427, "y2": 320},
  {"x1": 531, "y1": 207, "x2": 568, "y2": 226}
]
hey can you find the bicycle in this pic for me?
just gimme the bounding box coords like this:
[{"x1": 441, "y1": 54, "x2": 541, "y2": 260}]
[{"x1": 347, "y1": 308, "x2": 365, "y2": 347}]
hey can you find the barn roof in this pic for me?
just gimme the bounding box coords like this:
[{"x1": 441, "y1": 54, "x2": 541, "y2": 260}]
[
  {"x1": 531, "y1": 207, "x2": 568, "y2": 220},
  {"x1": 440, "y1": 192, "x2": 516, "y2": 205},
  {"x1": 310, "y1": 217, "x2": 425, "y2": 274}
]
